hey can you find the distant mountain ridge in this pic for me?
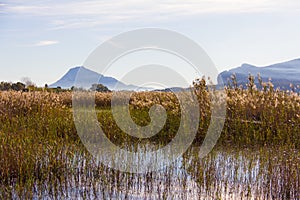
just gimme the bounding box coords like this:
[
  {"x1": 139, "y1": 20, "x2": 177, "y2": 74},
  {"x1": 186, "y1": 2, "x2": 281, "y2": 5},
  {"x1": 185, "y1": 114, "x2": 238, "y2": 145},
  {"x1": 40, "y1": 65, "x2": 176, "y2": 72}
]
[
  {"x1": 218, "y1": 58, "x2": 300, "y2": 91},
  {"x1": 50, "y1": 66, "x2": 151, "y2": 91},
  {"x1": 51, "y1": 58, "x2": 300, "y2": 92}
]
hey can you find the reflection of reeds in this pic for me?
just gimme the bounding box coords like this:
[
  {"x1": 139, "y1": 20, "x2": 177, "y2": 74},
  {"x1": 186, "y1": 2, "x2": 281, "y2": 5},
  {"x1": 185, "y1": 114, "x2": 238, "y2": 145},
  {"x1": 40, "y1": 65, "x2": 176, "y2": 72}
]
[
  {"x1": 186, "y1": 146, "x2": 300, "y2": 200},
  {"x1": 0, "y1": 76, "x2": 299, "y2": 199}
]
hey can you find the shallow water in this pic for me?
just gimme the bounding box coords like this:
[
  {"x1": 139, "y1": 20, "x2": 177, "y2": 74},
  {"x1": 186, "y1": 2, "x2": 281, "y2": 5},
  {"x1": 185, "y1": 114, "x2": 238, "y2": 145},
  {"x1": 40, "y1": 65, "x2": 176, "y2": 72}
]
[{"x1": 3, "y1": 146, "x2": 300, "y2": 199}]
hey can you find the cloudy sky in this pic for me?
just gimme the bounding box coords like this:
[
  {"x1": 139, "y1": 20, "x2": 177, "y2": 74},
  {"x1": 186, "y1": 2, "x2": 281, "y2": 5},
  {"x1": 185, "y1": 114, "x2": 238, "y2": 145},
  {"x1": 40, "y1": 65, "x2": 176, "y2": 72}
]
[{"x1": 1, "y1": 0, "x2": 300, "y2": 86}]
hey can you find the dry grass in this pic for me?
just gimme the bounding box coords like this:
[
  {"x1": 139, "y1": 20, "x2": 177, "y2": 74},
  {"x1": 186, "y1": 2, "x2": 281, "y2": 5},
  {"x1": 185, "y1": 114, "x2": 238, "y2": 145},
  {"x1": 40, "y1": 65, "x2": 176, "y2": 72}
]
[{"x1": 0, "y1": 78, "x2": 299, "y2": 199}]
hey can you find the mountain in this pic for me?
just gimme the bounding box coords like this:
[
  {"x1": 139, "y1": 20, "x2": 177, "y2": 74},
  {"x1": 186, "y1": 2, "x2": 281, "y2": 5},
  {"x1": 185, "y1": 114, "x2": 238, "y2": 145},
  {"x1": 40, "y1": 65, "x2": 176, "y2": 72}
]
[
  {"x1": 51, "y1": 58, "x2": 300, "y2": 92},
  {"x1": 218, "y1": 58, "x2": 300, "y2": 91},
  {"x1": 50, "y1": 66, "x2": 151, "y2": 91},
  {"x1": 153, "y1": 87, "x2": 191, "y2": 92}
]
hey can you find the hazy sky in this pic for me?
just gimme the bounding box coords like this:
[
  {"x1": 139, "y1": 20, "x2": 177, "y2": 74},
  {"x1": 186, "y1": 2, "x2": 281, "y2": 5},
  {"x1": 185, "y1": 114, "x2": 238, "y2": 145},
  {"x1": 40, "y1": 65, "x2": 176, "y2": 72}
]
[{"x1": 1, "y1": 0, "x2": 300, "y2": 86}]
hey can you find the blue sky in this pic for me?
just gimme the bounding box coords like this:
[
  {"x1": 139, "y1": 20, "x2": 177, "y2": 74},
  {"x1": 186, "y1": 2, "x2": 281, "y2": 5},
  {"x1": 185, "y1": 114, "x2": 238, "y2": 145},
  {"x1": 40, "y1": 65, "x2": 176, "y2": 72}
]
[{"x1": 1, "y1": 0, "x2": 300, "y2": 86}]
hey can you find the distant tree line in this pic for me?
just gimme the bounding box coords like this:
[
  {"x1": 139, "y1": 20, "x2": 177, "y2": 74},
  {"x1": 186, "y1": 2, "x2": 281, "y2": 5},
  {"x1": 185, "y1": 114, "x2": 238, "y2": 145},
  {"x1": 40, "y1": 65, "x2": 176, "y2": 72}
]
[
  {"x1": 0, "y1": 81, "x2": 111, "y2": 93},
  {"x1": 0, "y1": 81, "x2": 27, "y2": 91},
  {"x1": 90, "y1": 84, "x2": 111, "y2": 92},
  {"x1": 0, "y1": 81, "x2": 59, "y2": 92}
]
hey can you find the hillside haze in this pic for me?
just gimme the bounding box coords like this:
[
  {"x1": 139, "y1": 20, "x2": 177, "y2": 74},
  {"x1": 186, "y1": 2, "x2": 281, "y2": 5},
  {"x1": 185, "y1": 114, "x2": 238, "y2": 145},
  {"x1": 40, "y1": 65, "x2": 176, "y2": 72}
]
[
  {"x1": 50, "y1": 66, "x2": 150, "y2": 91},
  {"x1": 51, "y1": 58, "x2": 300, "y2": 91},
  {"x1": 218, "y1": 58, "x2": 300, "y2": 90}
]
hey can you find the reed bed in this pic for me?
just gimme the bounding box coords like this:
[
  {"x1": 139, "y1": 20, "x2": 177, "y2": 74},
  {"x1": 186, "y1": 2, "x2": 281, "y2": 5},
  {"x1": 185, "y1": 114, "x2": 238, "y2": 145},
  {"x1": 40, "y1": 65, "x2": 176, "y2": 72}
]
[{"x1": 0, "y1": 78, "x2": 299, "y2": 199}]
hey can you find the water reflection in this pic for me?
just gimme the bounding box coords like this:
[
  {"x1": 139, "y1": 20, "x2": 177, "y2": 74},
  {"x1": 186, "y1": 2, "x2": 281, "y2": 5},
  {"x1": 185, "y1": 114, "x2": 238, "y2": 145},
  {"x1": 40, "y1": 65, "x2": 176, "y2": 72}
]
[{"x1": 6, "y1": 146, "x2": 300, "y2": 200}]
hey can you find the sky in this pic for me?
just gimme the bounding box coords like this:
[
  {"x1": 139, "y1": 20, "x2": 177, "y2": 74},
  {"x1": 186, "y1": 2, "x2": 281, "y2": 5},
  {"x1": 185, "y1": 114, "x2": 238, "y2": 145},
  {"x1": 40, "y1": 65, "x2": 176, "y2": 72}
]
[{"x1": 1, "y1": 0, "x2": 300, "y2": 86}]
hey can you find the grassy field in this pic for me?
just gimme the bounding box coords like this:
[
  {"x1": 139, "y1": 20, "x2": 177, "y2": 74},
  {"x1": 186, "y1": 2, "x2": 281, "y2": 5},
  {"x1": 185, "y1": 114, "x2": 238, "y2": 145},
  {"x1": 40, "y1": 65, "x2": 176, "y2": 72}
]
[{"x1": 0, "y1": 79, "x2": 299, "y2": 199}]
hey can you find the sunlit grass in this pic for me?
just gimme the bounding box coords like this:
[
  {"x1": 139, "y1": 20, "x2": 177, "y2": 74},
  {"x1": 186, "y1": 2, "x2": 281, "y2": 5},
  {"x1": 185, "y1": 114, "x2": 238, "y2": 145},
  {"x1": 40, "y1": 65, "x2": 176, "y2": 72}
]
[{"x1": 0, "y1": 77, "x2": 299, "y2": 199}]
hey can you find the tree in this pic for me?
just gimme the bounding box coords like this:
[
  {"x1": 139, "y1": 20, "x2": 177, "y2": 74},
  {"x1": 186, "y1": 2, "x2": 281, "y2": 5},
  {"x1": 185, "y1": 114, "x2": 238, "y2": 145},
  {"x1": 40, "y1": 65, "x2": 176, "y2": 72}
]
[
  {"x1": 11, "y1": 82, "x2": 25, "y2": 91},
  {"x1": 90, "y1": 84, "x2": 111, "y2": 92},
  {"x1": 21, "y1": 77, "x2": 35, "y2": 87},
  {"x1": 0, "y1": 82, "x2": 11, "y2": 91},
  {"x1": 0, "y1": 81, "x2": 27, "y2": 91}
]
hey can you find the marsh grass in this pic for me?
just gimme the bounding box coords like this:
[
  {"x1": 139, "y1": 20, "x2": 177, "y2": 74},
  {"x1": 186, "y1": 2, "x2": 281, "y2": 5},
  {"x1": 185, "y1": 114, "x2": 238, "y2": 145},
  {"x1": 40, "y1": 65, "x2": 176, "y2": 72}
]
[{"x1": 0, "y1": 78, "x2": 299, "y2": 199}]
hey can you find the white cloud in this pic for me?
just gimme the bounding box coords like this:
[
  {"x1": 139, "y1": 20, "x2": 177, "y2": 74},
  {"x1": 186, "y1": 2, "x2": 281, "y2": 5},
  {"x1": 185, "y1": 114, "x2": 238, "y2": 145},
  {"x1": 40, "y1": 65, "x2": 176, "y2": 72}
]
[
  {"x1": 33, "y1": 40, "x2": 59, "y2": 46},
  {"x1": 5, "y1": 0, "x2": 299, "y2": 15},
  {"x1": 3, "y1": 0, "x2": 300, "y2": 29}
]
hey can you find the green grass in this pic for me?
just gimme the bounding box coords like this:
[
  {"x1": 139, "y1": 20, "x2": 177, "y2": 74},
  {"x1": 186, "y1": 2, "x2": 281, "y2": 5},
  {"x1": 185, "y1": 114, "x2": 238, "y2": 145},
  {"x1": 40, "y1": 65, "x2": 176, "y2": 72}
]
[{"x1": 0, "y1": 83, "x2": 299, "y2": 199}]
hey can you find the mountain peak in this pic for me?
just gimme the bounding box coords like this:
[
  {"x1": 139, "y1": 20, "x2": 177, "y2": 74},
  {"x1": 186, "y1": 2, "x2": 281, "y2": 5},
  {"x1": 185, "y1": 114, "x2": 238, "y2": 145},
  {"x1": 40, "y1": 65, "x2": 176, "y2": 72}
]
[
  {"x1": 241, "y1": 63, "x2": 256, "y2": 68},
  {"x1": 49, "y1": 66, "x2": 152, "y2": 91},
  {"x1": 218, "y1": 57, "x2": 300, "y2": 91},
  {"x1": 69, "y1": 66, "x2": 87, "y2": 71}
]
